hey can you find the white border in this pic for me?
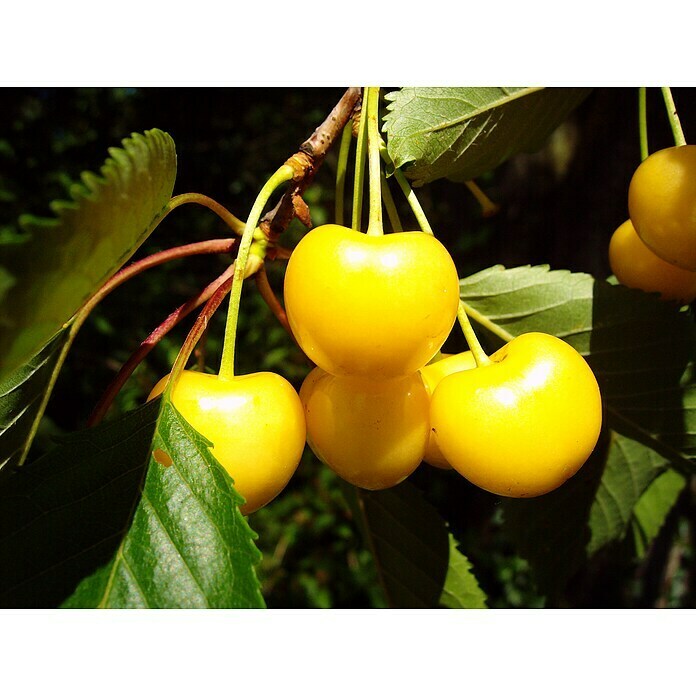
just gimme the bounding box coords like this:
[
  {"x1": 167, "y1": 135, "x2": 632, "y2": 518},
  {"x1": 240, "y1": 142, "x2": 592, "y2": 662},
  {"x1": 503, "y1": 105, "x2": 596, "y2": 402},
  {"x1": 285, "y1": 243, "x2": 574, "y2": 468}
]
[
  {"x1": 1, "y1": 609, "x2": 693, "y2": 694},
  {"x1": 2, "y1": 2, "x2": 695, "y2": 86}
]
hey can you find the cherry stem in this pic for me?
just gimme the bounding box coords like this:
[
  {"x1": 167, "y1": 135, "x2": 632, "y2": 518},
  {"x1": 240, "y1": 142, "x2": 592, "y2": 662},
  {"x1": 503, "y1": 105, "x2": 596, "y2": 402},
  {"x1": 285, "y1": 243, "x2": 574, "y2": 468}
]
[
  {"x1": 154, "y1": 88, "x2": 359, "y2": 392},
  {"x1": 155, "y1": 88, "x2": 356, "y2": 392},
  {"x1": 218, "y1": 165, "x2": 295, "y2": 381},
  {"x1": 254, "y1": 264, "x2": 299, "y2": 346},
  {"x1": 464, "y1": 180, "x2": 500, "y2": 218},
  {"x1": 365, "y1": 87, "x2": 384, "y2": 237},
  {"x1": 352, "y1": 92, "x2": 368, "y2": 231},
  {"x1": 381, "y1": 172, "x2": 403, "y2": 232},
  {"x1": 194, "y1": 328, "x2": 208, "y2": 372},
  {"x1": 79, "y1": 238, "x2": 238, "y2": 323},
  {"x1": 379, "y1": 136, "x2": 433, "y2": 233},
  {"x1": 457, "y1": 304, "x2": 492, "y2": 367},
  {"x1": 167, "y1": 193, "x2": 246, "y2": 235},
  {"x1": 639, "y1": 87, "x2": 649, "y2": 161},
  {"x1": 87, "y1": 262, "x2": 237, "y2": 427},
  {"x1": 661, "y1": 87, "x2": 687, "y2": 147},
  {"x1": 167, "y1": 271, "x2": 236, "y2": 394},
  {"x1": 379, "y1": 136, "x2": 492, "y2": 366},
  {"x1": 335, "y1": 123, "x2": 353, "y2": 226}
]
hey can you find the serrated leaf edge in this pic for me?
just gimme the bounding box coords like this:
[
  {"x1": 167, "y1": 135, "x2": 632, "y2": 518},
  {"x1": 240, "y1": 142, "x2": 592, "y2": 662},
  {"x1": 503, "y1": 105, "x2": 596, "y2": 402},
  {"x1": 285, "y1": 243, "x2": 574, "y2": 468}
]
[
  {"x1": 18, "y1": 129, "x2": 174, "y2": 233},
  {"x1": 86, "y1": 399, "x2": 264, "y2": 610},
  {"x1": 384, "y1": 87, "x2": 544, "y2": 141}
]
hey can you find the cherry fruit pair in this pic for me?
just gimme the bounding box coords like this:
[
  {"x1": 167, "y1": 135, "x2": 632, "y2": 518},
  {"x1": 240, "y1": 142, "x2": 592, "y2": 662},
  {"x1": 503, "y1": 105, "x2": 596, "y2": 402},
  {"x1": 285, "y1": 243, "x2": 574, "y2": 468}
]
[
  {"x1": 289, "y1": 223, "x2": 460, "y2": 490},
  {"x1": 610, "y1": 145, "x2": 696, "y2": 303}
]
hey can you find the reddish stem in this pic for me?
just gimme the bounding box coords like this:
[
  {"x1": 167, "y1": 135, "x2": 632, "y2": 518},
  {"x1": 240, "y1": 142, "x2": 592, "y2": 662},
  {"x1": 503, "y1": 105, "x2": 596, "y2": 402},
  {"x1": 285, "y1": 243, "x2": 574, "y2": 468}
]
[
  {"x1": 84, "y1": 238, "x2": 237, "y2": 316},
  {"x1": 194, "y1": 329, "x2": 209, "y2": 372},
  {"x1": 90, "y1": 90, "x2": 357, "y2": 416},
  {"x1": 88, "y1": 263, "x2": 236, "y2": 426},
  {"x1": 168, "y1": 269, "x2": 237, "y2": 384},
  {"x1": 254, "y1": 264, "x2": 296, "y2": 343},
  {"x1": 113, "y1": 237, "x2": 236, "y2": 277},
  {"x1": 266, "y1": 245, "x2": 293, "y2": 261}
]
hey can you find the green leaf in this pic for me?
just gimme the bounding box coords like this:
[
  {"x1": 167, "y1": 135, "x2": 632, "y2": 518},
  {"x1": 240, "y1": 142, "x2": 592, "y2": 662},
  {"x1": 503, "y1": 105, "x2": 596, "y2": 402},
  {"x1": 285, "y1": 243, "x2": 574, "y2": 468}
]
[
  {"x1": 0, "y1": 330, "x2": 69, "y2": 475},
  {"x1": 440, "y1": 535, "x2": 488, "y2": 609},
  {"x1": 355, "y1": 481, "x2": 486, "y2": 608},
  {"x1": 0, "y1": 129, "x2": 177, "y2": 382},
  {"x1": 504, "y1": 433, "x2": 670, "y2": 596},
  {"x1": 631, "y1": 468, "x2": 686, "y2": 558},
  {"x1": 383, "y1": 88, "x2": 590, "y2": 186},
  {"x1": 63, "y1": 399, "x2": 265, "y2": 609},
  {"x1": 459, "y1": 265, "x2": 696, "y2": 466},
  {"x1": 0, "y1": 398, "x2": 265, "y2": 609},
  {"x1": 0, "y1": 402, "x2": 157, "y2": 608},
  {"x1": 587, "y1": 436, "x2": 670, "y2": 556}
]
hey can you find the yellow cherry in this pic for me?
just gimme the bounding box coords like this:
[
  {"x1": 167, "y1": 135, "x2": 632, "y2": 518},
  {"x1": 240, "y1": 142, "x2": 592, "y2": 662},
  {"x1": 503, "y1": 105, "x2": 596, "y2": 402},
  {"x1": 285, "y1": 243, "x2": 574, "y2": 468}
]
[
  {"x1": 430, "y1": 333, "x2": 602, "y2": 498},
  {"x1": 284, "y1": 224, "x2": 460, "y2": 379},
  {"x1": 149, "y1": 370, "x2": 306, "y2": 514},
  {"x1": 299, "y1": 366, "x2": 429, "y2": 490}
]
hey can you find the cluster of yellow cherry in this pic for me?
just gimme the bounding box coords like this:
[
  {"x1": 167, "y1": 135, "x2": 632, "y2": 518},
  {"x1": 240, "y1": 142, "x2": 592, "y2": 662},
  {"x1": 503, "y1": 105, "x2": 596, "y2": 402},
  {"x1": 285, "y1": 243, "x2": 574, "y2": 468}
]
[
  {"x1": 609, "y1": 145, "x2": 696, "y2": 303},
  {"x1": 150, "y1": 215, "x2": 604, "y2": 516},
  {"x1": 286, "y1": 223, "x2": 602, "y2": 502},
  {"x1": 148, "y1": 88, "x2": 612, "y2": 516}
]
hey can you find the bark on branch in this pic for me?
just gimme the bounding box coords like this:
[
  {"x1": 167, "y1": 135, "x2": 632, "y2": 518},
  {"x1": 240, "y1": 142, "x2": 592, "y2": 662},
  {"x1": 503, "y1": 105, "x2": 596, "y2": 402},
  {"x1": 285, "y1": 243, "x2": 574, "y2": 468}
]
[{"x1": 260, "y1": 87, "x2": 362, "y2": 242}]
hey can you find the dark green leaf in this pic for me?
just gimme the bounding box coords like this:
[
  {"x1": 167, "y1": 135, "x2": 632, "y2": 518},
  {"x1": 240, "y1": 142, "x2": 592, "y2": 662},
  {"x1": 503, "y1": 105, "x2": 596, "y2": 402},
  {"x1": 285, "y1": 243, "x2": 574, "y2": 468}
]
[
  {"x1": 1, "y1": 396, "x2": 265, "y2": 609},
  {"x1": 63, "y1": 399, "x2": 265, "y2": 608},
  {"x1": 0, "y1": 129, "x2": 177, "y2": 382},
  {"x1": 0, "y1": 330, "x2": 69, "y2": 475},
  {"x1": 0, "y1": 402, "x2": 157, "y2": 608},
  {"x1": 459, "y1": 265, "x2": 696, "y2": 466},
  {"x1": 504, "y1": 433, "x2": 669, "y2": 596},
  {"x1": 587, "y1": 436, "x2": 669, "y2": 556},
  {"x1": 355, "y1": 481, "x2": 486, "y2": 608},
  {"x1": 383, "y1": 88, "x2": 590, "y2": 185},
  {"x1": 440, "y1": 535, "x2": 488, "y2": 609},
  {"x1": 631, "y1": 469, "x2": 686, "y2": 558}
]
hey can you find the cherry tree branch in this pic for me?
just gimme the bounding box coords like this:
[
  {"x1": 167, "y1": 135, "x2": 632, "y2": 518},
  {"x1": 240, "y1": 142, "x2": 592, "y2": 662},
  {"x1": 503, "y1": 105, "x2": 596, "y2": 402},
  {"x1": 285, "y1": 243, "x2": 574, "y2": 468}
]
[{"x1": 260, "y1": 87, "x2": 361, "y2": 243}]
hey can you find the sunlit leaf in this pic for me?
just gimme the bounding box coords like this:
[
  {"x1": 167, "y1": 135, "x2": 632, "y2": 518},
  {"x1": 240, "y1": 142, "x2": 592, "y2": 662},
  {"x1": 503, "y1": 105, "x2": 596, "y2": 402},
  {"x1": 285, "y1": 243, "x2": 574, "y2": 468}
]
[
  {"x1": 383, "y1": 88, "x2": 590, "y2": 185},
  {"x1": 631, "y1": 469, "x2": 686, "y2": 558},
  {"x1": 440, "y1": 535, "x2": 488, "y2": 609},
  {"x1": 63, "y1": 399, "x2": 265, "y2": 608},
  {"x1": 0, "y1": 129, "x2": 177, "y2": 382}
]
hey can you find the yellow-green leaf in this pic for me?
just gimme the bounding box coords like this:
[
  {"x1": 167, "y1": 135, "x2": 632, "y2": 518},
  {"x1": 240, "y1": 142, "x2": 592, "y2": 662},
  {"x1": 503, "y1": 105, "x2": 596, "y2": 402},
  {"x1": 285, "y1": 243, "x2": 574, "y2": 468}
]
[{"x1": 0, "y1": 129, "x2": 176, "y2": 382}]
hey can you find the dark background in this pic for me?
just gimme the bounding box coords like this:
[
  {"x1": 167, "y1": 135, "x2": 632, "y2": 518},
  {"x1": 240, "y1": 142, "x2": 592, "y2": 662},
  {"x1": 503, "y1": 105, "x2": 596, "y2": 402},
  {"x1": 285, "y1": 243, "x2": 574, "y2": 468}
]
[{"x1": 1, "y1": 87, "x2": 694, "y2": 607}]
